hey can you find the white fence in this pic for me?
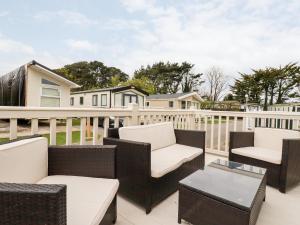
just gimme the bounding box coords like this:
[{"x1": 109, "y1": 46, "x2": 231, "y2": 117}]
[{"x1": 1, "y1": 104, "x2": 300, "y2": 156}]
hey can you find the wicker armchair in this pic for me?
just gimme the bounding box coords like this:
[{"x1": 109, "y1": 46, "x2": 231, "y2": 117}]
[
  {"x1": 103, "y1": 122, "x2": 205, "y2": 214},
  {"x1": 0, "y1": 136, "x2": 118, "y2": 225},
  {"x1": 229, "y1": 128, "x2": 300, "y2": 193}
]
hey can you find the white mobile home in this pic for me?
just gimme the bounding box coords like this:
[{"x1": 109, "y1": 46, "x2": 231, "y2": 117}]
[
  {"x1": 146, "y1": 92, "x2": 203, "y2": 109},
  {"x1": 70, "y1": 86, "x2": 148, "y2": 108},
  {"x1": 0, "y1": 60, "x2": 80, "y2": 107}
]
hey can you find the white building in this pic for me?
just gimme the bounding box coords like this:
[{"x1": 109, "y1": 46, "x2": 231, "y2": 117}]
[
  {"x1": 145, "y1": 92, "x2": 203, "y2": 109},
  {"x1": 70, "y1": 86, "x2": 148, "y2": 108},
  {"x1": 268, "y1": 103, "x2": 300, "y2": 112},
  {"x1": 0, "y1": 60, "x2": 80, "y2": 107}
]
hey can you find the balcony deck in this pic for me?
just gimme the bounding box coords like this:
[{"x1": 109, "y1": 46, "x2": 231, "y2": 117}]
[{"x1": 116, "y1": 154, "x2": 300, "y2": 225}]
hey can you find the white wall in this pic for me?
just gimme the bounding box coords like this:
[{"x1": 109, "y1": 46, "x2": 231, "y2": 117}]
[
  {"x1": 71, "y1": 89, "x2": 146, "y2": 108},
  {"x1": 71, "y1": 91, "x2": 111, "y2": 108},
  {"x1": 26, "y1": 67, "x2": 71, "y2": 107}
]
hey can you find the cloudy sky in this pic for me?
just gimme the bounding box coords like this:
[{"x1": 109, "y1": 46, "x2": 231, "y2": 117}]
[{"x1": 0, "y1": 0, "x2": 299, "y2": 79}]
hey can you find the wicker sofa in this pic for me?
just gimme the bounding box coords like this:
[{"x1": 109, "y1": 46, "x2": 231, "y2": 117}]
[
  {"x1": 0, "y1": 136, "x2": 119, "y2": 225},
  {"x1": 103, "y1": 122, "x2": 205, "y2": 214},
  {"x1": 229, "y1": 128, "x2": 300, "y2": 193}
]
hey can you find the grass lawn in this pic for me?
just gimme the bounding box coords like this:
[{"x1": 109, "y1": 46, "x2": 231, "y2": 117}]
[
  {"x1": 0, "y1": 131, "x2": 95, "y2": 145},
  {"x1": 204, "y1": 118, "x2": 227, "y2": 124}
]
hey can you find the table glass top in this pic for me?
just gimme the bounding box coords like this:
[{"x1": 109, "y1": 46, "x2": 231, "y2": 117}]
[{"x1": 180, "y1": 159, "x2": 266, "y2": 210}]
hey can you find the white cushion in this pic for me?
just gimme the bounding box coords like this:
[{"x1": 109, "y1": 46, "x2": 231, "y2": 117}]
[
  {"x1": 232, "y1": 147, "x2": 282, "y2": 164},
  {"x1": 254, "y1": 128, "x2": 300, "y2": 151},
  {"x1": 151, "y1": 144, "x2": 203, "y2": 178},
  {"x1": 0, "y1": 137, "x2": 48, "y2": 183},
  {"x1": 119, "y1": 122, "x2": 176, "y2": 151},
  {"x1": 37, "y1": 175, "x2": 119, "y2": 225}
]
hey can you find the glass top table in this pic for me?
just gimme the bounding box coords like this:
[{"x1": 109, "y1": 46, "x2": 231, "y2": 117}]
[{"x1": 179, "y1": 159, "x2": 267, "y2": 211}]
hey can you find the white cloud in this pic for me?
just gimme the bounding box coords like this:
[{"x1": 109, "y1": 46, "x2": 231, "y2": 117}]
[
  {"x1": 116, "y1": 0, "x2": 300, "y2": 79},
  {"x1": 66, "y1": 39, "x2": 97, "y2": 52},
  {"x1": 0, "y1": 11, "x2": 9, "y2": 17},
  {"x1": 34, "y1": 10, "x2": 97, "y2": 25},
  {"x1": 0, "y1": 35, "x2": 34, "y2": 54}
]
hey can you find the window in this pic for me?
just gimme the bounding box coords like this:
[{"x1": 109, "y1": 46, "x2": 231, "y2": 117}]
[
  {"x1": 80, "y1": 97, "x2": 84, "y2": 105},
  {"x1": 146, "y1": 102, "x2": 150, "y2": 107},
  {"x1": 181, "y1": 101, "x2": 186, "y2": 109},
  {"x1": 70, "y1": 97, "x2": 74, "y2": 106},
  {"x1": 92, "y1": 95, "x2": 98, "y2": 106},
  {"x1": 169, "y1": 101, "x2": 174, "y2": 108},
  {"x1": 41, "y1": 87, "x2": 60, "y2": 107},
  {"x1": 42, "y1": 79, "x2": 59, "y2": 86},
  {"x1": 101, "y1": 94, "x2": 107, "y2": 106}
]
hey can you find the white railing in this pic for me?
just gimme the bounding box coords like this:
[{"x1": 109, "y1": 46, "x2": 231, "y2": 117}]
[{"x1": 1, "y1": 104, "x2": 300, "y2": 156}]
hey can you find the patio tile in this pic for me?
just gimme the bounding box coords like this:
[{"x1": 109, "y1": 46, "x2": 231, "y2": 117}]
[{"x1": 116, "y1": 153, "x2": 300, "y2": 225}]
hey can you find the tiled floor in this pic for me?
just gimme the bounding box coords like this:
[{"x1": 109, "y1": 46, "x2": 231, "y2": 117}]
[{"x1": 115, "y1": 154, "x2": 300, "y2": 225}]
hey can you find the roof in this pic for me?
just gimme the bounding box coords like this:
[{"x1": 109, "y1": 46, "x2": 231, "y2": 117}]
[
  {"x1": 0, "y1": 60, "x2": 80, "y2": 89},
  {"x1": 71, "y1": 85, "x2": 149, "y2": 96},
  {"x1": 28, "y1": 60, "x2": 80, "y2": 88},
  {"x1": 146, "y1": 92, "x2": 202, "y2": 101}
]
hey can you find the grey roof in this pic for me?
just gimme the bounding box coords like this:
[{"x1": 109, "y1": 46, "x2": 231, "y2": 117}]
[
  {"x1": 71, "y1": 85, "x2": 149, "y2": 95},
  {"x1": 146, "y1": 92, "x2": 193, "y2": 100}
]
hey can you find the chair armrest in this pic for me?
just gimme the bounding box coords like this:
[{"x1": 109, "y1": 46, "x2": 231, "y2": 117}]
[
  {"x1": 103, "y1": 137, "x2": 151, "y2": 178},
  {"x1": 0, "y1": 183, "x2": 66, "y2": 225},
  {"x1": 174, "y1": 129, "x2": 205, "y2": 151},
  {"x1": 280, "y1": 139, "x2": 300, "y2": 192},
  {"x1": 229, "y1": 132, "x2": 254, "y2": 153},
  {"x1": 48, "y1": 145, "x2": 116, "y2": 179},
  {"x1": 107, "y1": 128, "x2": 119, "y2": 138}
]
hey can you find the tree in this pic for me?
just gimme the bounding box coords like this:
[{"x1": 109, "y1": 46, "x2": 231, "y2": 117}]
[
  {"x1": 134, "y1": 61, "x2": 203, "y2": 94},
  {"x1": 230, "y1": 62, "x2": 300, "y2": 110},
  {"x1": 55, "y1": 61, "x2": 129, "y2": 90},
  {"x1": 205, "y1": 66, "x2": 227, "y2": 101},
  {"x1": 275, "y1": 63, "x2": 300, "y2": 103},
  {"x1": 119, "y1": 77, "x2": 156, "y2": 94},
  {"x1": 223, "y1": 93, "x2": 234, "y2": 101},
  {"x1": 181, "y1": 62, "x2": 204, "y2": 93}
]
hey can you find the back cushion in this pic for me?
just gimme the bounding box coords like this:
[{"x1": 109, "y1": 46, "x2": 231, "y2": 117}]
[
  {"x1": 254, "y1": 128, "x2": 300, "y2": 151},
  {"x1": 0, "y1": 137, "x2": 48, "y2": 183},
  {"x1": 119, "y1": 122, "x2": 176, "y2": 151}
]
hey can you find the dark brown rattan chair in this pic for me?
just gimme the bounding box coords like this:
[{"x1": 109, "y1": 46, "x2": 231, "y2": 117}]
[
  {"x1": 229, "y1": 130, "x2": 300, "y2": 193},
  {"x1": 104, "y1": 128, "x2": 205, "y2": 214},
  {"x1": 0, "y1": 136, "x2": 118, "y2": 225}
]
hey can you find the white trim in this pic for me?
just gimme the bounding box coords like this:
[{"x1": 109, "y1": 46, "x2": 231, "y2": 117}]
[
  {"x1": 178, "y1": 92, "x2": 202, "y2": 101},
  {"x1": 32, "y1": 65, "x2": 80, "y2": 88}
]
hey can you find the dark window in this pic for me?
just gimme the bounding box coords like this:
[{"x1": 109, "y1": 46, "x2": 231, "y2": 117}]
[
  {"x1": 70, "y1": 97, "x2": 74, "y2": 106},
  {"x1": 169, "y1": 101, "x2": 174, "y2": 108},
  {"x1": 80, "y1": 97, "x2": 84, "y2": 105},
  {"x1": 146, "y1": 102, "x2": 150, "y2": 107},
  {"x1": 181, "y1": 101, "x2": 186, "y2": 109},
  {"x1": 92, "y1": 95, "x2": 98, "y2": 106},
  {"x1": 101, "y1": 94, "x2": 107, "y2": 106},
  {"x1": 41, "y1": 79, "x2": 59, "y2": 86}
]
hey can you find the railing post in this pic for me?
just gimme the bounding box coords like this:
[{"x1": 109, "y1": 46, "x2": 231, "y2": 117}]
[
  {"x1": 103, "y1": 117, "x2": 109, "y2": 137},
  {"x1": 66, "y1": 118, "x2": 72, "y2": 145},
  {"x1": 31, "y1": 118, "x2": 38, "y2": 135},
  {"x1": 49, "y1": 118, "x2": 56, "y2": 145},
  {"x1": 114, "y1": 117, "x2": 119, "y2": 128},
  {"x1": 128, "y1": 103, "x2": 139, "y2": 126},
  {"x1": 80, "y1": 117, "x2": 86, "y2": 145},
  {"x1": 9, "y1": 118, "x2": 17, "y2": 140},
  {"x1": 93, "y1": 117, "x2": 99, "y2": 144},
  {"x1": 225, "y1": 116, "x2": 230, "y2": 151}
]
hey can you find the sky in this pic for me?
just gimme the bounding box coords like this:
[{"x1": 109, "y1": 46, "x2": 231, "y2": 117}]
[{"x1": 0, "y1": 0, "x2": 300, "y2": 80}]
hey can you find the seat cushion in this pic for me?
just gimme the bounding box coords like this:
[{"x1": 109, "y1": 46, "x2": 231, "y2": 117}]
[
  {"x1": 254, "y1": 128, "x2": 300, "y2": 152},
  {"x1": 231, "y1": 147, "x2": 282, "y2": 164},
  {"x1": 151, "y1": 144, "x2": 203, "y2": 178},
  {"x1": 119, "y1": 122, "x2": 176, "y2": 151},
  {"x1": 0, "y1": 137, "x2": 48, "y2": 183},
  {"x1": 37, "y1": 175, "x2": 119, "y2": 225}
]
